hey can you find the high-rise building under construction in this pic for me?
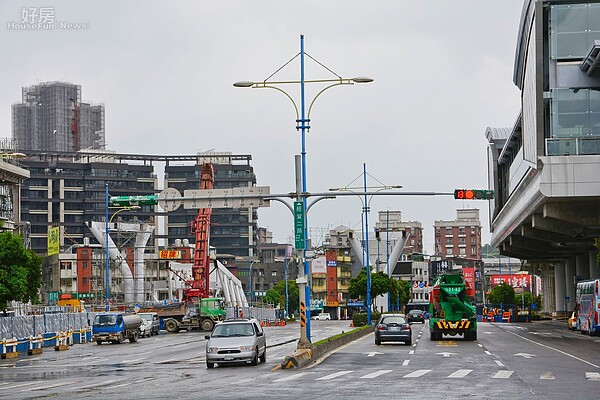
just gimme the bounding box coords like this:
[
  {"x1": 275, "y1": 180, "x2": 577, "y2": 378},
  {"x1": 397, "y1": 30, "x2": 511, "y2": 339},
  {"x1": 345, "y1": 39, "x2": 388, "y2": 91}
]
[{"x1": 12, "y1": 81, "x2": 105, "y2": 152}]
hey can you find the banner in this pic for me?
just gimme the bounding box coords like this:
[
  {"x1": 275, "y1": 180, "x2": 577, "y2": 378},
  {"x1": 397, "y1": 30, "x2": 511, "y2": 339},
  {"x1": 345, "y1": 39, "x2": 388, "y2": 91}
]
[
  {"x1": 47, "y1": 226, "x2": 60, "y2": 255},
  {"x1": 463, "y1": 267, "x2": 475, "y2": 297}
]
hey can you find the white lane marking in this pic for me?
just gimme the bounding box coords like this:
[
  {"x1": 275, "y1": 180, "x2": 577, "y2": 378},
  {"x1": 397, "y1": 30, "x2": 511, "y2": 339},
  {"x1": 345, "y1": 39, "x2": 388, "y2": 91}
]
[
  {"x1": 121, "y1": 358, "x2": 146, "y2": 364},
  {"x1": 8, "y1": 381, "x2": 44, "y2": 389},
  {"x1": 505, "y1": 330, "x2": 600, "y2": 369},
  {"x1": 315, "y1": 370, "x2": 353, "y2": 381},
  {"x1": 495, "y1": 360, "x2": 505, "y2": 367},
  {"x1": 484, "y1": 350, "x2": 492, "y2": 355},
  {"x1": 409, "y1": 350, "x2": 415, "y2": 355},
  {"x1": 154, "y1": 358, "x2": 177, "y2": 364},
  {"x1": 477, "y1": 344, "x2": 483, "y2": 347},
  {"x1": 403, "y1": 369, "x2": 432, "y2": 378},
  {"x1": 111, "y1": 378, "x2": 153, "y2": 389},
  {"x1": 360, "y1": 370, "x2": 393, "y2": 379},
  {"x1": 402, "y1": 360, "x2": 410, "y2": 366},
  {"x1": 448, "y1": 369, "x2": 473, "y2": 378},
  {"x1": 493, "y1": 370, "x2": 514, "y2": 379},
  {"x1": 540, "y1": 371, "x2": 555, "y2": 380},
  {"x1": 586, "y1": 372, "x2": 600, "y2": 381},
  {"x1": 31, "y1": 381, "x2": 77, "y2": 390},
  {"x1": 273, "y1": 372, "x2": 312, "y2": 382},
  {"x1": 71, "y1": 379, "x2": 118, "y2": 390}
]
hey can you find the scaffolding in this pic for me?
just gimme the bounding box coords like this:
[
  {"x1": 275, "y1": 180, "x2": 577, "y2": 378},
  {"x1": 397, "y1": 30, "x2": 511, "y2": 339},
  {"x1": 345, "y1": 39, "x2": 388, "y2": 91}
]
[{"x1": 12, "y1": 81, "x2": 105, "y2": 152}]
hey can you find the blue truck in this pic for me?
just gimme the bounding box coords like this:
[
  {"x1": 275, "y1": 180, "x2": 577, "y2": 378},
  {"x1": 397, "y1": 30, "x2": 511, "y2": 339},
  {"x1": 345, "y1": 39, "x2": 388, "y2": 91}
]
[{"x1": 92, "y1": 313, "x2": 143, "y2": 344}]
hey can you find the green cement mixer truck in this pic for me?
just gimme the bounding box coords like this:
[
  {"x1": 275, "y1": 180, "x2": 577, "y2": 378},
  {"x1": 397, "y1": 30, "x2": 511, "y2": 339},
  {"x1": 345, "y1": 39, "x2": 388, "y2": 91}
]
[{"x1": 429, "y1": 272, "x2": 477, "y2": 341}]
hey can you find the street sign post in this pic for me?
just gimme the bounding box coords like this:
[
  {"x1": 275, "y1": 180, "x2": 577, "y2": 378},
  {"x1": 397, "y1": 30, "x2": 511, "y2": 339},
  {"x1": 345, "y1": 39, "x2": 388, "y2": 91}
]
[{"x1": 294, "y1": 201, "x2": 304, "y2": 249}]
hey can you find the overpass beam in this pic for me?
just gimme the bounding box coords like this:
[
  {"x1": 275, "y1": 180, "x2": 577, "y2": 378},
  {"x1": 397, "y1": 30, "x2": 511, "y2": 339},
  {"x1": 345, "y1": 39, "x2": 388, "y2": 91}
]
[{"x1": 543, "y1": 201, "x2": 600, "y2": 226}]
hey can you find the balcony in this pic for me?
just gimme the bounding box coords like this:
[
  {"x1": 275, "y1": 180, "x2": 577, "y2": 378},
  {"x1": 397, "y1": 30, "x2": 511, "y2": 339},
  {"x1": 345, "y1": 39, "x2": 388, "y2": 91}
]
[{"x1": 546, "y1": 136, "x2": 600, "y2": 155}]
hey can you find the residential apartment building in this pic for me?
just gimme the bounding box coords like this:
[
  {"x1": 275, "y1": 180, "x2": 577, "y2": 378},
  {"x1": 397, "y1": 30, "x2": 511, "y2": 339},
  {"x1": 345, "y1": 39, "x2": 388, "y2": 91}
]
[
  {"x1": 12, "y1": 81, "x2": 105, "y2": 152},
  {"x1": 434, "y1": 209, "x2": 482, "y2": 260}
]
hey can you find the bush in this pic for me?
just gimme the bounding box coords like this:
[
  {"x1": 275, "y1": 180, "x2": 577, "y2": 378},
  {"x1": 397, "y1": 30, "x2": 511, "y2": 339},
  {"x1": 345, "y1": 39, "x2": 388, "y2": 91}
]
[{"x1": 352, "y1": 311, "x2": 381, "y2": 327}]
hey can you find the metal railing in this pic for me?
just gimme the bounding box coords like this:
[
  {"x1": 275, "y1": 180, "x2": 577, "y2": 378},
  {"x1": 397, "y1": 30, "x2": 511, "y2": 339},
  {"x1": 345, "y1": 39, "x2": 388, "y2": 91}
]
[{"x1": 546, "y1": 136, "x2": 600, "y2": 155}]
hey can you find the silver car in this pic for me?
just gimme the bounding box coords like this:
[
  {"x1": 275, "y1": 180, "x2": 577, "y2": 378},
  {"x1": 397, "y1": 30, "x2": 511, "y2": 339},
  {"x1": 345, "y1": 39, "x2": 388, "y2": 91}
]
[{"x1": 205, "y1": 318, "x2": 266, "y2": 368}]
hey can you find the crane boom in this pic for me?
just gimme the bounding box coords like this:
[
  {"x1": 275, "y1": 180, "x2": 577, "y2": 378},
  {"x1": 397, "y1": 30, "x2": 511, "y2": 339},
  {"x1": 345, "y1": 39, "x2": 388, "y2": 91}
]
[{"x1": 186, "y1": 162, "x2": 214, "y2": 302}]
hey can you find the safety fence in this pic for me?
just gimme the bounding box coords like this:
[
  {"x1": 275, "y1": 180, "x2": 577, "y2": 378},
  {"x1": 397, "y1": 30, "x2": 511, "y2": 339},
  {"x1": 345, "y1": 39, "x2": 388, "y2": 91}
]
[
  {"x1": 477, "y1": 304, "x2": 531, "y2": 323},
  {"x1": 0, "y1": 312, "x2": 96, "y2": 357},
  {"x1": 225, "y1": 306, "x2": 286, "y2": 326}
]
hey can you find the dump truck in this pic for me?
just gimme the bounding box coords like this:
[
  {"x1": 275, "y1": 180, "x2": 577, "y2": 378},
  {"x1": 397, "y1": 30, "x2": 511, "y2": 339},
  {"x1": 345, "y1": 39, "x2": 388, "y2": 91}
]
[
  {"x1": 92, "y1": 312, "x2": 142, "y2": 344},
  {"x1": 138, "y1": 297, "x2": 226, "y2": 333},
  {"x1": 429, "y1": 272, "x2": 477, "y2": 341}
]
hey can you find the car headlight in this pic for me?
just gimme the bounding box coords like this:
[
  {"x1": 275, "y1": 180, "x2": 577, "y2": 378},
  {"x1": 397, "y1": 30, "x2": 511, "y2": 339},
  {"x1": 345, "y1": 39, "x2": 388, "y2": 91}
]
[
  {"x1": 239, "y1": 345, "x2": 256, "y2": 351},
  {"x1": 206, "y1": 347, "x2": 219, "y2": 353}
]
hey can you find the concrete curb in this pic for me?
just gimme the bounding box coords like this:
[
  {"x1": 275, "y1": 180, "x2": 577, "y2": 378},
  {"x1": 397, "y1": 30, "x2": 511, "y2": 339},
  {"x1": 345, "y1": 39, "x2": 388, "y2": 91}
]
[{"x1": 279, "y1": 325, "x2": 374, "y2": 369}]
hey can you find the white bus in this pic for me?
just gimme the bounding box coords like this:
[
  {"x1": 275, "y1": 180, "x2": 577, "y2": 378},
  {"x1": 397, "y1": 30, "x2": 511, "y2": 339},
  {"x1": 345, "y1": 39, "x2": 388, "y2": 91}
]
[{"x1": 576, "y1": 279, "x2": 600, "y2": 335}]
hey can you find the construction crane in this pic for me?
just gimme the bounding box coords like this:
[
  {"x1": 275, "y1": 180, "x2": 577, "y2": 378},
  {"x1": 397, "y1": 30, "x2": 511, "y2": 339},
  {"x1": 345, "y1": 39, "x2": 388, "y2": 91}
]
[{"x1": 185, "y1": 162, "x2": 214, "y2": 302}]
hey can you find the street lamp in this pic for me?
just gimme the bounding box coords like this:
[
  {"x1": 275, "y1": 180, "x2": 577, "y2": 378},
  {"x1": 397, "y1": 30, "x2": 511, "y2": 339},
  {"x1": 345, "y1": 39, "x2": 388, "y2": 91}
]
[
  {"x1": 104, "y1": 181, "x2": 141, "y2": 311},
  {"x1": 234, "y1": 35, "x2": 372, "y2": 344}
]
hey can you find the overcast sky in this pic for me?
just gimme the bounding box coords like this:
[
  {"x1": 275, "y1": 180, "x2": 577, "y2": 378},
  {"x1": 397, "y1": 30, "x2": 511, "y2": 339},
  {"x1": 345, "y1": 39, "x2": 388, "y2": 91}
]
[{"x1": 0, "y1": 1, "x2": 524, "y2": 253}]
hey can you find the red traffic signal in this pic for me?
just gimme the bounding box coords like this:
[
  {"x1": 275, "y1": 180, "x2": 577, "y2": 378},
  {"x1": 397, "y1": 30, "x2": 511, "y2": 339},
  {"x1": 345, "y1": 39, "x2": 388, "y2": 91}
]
[{"x1": 454, "y1": 189, "x2": 494, "y2": 200}]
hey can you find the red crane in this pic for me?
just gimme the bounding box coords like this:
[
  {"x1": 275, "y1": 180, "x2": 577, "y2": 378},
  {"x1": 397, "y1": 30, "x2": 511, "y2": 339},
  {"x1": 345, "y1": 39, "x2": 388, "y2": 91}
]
[
  {"x1": 70, "y1": 99, "x2": 79, "y2": 152},
  {"x1": 185, "y1": 162, "x2": 214, "y2": 302}
]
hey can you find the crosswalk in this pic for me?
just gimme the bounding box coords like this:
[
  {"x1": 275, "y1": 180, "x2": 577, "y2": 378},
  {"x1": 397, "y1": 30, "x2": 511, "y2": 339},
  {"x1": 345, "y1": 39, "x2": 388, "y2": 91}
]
[{"x1": 272, "y1": 368, "x2": 600, "y2": 382}]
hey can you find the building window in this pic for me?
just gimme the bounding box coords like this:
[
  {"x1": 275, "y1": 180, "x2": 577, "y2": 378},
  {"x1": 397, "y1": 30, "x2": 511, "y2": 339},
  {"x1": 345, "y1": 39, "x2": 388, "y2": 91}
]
[
  {"x1": 459, "y1": 227, "x2": 465, "y2": 235},
  {"x1": 271, "y1": 270, "x2": 277, "y2": 277},
  {"x1": 82, "y1": 261, "x2": 88, "y2": 269},
  {"x1": 446, "y1": 248, "x2": 453, "y2": 255},
  {"x1": 471, "y1": 247, "x2": 476, "y2": 255},
  {"x1": 459, "y1": 248, "x2": 466, "y2": 255}
]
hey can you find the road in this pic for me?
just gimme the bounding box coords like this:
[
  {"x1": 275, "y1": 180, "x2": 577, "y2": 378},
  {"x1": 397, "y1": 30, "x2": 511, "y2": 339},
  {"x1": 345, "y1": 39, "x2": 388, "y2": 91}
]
[{"x1": 2, "y1": 319, "x2": 600, "y2": 399}]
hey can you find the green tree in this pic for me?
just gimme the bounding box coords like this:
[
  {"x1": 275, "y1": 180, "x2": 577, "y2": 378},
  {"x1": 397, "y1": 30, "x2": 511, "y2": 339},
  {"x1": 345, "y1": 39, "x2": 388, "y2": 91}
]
[
  {"x1": 0, "y1": 232, "x2": 42, "y2": 311},
  {"x1": 349, "y1": 268, "x2": 391, "y2": 309},
  {"x1": 487, "y1": 282, "x2": 515, "y2": 305},
  {"x1": 262, "y1": 289, "x2": 280, "y2": 306},
  {"x1": 389, "y1": 278, "x2": 411, "y2": 310},
  {"x1": 272, "y1": 279, "x2": 299, "y2": 314}
]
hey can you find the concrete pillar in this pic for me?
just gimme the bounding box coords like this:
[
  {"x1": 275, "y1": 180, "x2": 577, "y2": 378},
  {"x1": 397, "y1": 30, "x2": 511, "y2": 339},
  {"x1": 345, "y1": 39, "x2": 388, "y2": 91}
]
[
  {"x1": 576, "y1": 254, "x2": 589, "y2": 281},
  {"x1": 542, "y1": 266, "x2": 555, "y2": 313},
  {"x1": 590, "y1": 250, "x2": 600, "y2": 279},
  {"x1": 554, "y1": 262, "x2": 566, "y2": 317},
  {"x1": 565, "y1": 259, "x2": 576, "y2": 313}
]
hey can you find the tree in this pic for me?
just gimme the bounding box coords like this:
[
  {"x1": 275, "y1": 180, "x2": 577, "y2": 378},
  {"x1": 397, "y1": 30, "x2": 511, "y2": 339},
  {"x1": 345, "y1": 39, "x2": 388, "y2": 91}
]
[
  {"x1": 0, "y1": 231, "x2": 42, "y2": 311},
  {"x1": 272, "y1": 279, "x2": 299, "y2": 315},
  {"x1": 487, "y1": 282, "x2": 515, "y2": 305},
  {"x1": 349, "y1": 268, "x2": 392, "y2": 309},
  {"x1": 389, "y1": 278, "x2": 411, "y2": 310},
  {"x1": 262, "y1": 289, "x2": 280, "y2": 306}
]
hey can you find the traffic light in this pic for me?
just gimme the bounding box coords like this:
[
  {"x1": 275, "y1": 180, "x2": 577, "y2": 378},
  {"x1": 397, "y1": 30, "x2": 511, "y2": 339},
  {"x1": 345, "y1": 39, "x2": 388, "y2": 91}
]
[{"x1": 453, "y1": 189, "x2": 494, "y2": 200}]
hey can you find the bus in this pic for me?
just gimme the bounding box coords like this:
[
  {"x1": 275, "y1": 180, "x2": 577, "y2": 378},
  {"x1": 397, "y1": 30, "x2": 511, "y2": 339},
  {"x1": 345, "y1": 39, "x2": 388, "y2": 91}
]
[{"x1": 576, "y1": 279, "x2": 600, "y2": 335}]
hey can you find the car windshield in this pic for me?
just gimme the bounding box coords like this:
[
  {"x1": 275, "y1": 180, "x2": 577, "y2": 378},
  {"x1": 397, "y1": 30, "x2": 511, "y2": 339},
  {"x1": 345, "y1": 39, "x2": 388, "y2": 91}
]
[
  {"x1": 381, "y1": 316, "x2": 406, "y2": 324},
  {"x1": 409, "y1": 310, "x2": 422, "y2": 315},
  {"x1": 93, "y1": 315, "x2": 116, "y2": 326},
  {"x1": 139, "y1": 314, "x2": 152, "y2": 322},
  {"x1": 211, "y1": 323, "x2": 254, "y2": 337}
]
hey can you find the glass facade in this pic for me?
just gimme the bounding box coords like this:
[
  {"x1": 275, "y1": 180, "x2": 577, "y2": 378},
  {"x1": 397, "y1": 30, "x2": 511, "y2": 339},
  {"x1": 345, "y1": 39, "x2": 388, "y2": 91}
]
[{"x1": 547, "y1": 3, "x2": 600, "y2": 155}]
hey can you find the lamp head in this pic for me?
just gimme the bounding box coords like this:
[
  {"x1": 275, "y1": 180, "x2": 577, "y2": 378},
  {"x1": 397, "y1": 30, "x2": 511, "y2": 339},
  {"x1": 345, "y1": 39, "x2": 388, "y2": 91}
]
[
  {"x1": 233, "y1": 81, "x2": 255, "y2": 88},
  {"x1": 352, "y1": 77, "x2": 374, "y2": 84}
]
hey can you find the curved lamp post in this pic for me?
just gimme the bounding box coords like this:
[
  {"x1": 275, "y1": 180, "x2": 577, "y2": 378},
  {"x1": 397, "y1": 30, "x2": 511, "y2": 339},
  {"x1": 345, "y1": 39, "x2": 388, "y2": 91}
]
[{"x1": 234, "y1": 35, "x2": 372, "y2": 344}]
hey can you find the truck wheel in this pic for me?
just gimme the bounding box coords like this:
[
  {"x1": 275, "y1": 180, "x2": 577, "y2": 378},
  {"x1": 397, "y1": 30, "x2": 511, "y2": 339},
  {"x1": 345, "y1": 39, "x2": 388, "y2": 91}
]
[
  {"x1": 165, "y1": 319, "x2": 180, "y2": 333},
  {"x1": 201, "y1": 318, "x2": 215, "y2": 332},
  {"x1": 471, "y1": 331, "x2": 477, "y2": 341},
  {"x1": 96, "y1": 340, "x2": 102, "y2": 345},
  {"x1": 129, "y1": 331, "x2": 139, "y2": 343},
  {"x1": 206, "y1": 362, "x2": 215, "y2": 369},
  {"x1": 115, "y1": 333, "x2": 124, "y2": 344}
]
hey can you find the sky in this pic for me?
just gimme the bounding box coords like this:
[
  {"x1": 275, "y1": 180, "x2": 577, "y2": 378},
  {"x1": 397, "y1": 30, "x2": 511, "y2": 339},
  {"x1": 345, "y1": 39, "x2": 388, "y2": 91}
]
[{"x1": 0, "y1": 0, "x2": 524, "y2": 253}]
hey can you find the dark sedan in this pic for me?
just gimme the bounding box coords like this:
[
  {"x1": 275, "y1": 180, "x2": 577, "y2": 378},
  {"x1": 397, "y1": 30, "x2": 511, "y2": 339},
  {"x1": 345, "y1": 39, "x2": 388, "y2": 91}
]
[
  {"x1": 407, "y1": 309, "x2": 425, "y2": 324},
  {"x1": 374, "y1": 314, "x2": 411, "y2": 345}
]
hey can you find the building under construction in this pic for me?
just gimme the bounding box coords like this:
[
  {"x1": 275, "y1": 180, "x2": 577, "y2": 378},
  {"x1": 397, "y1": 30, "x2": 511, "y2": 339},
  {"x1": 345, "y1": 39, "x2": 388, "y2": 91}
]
[{"x1": 12, "y1": 81, "x2": 105, "y2": 152}]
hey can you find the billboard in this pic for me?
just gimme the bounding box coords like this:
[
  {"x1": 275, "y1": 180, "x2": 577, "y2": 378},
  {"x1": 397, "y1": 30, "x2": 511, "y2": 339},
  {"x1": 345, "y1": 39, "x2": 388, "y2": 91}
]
[
  {"x1": 311, "y1": 257, "x2": 327, "y2": 274},
  {"x1": 490, "y1": 274, "x2": 531, "y2": 290},
  {"x1": 463, "y1": 267, "x2": 475, "y2": 297},
  {"x1": 47, "y1": 226, "x2": 60, "y2": 255}
]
